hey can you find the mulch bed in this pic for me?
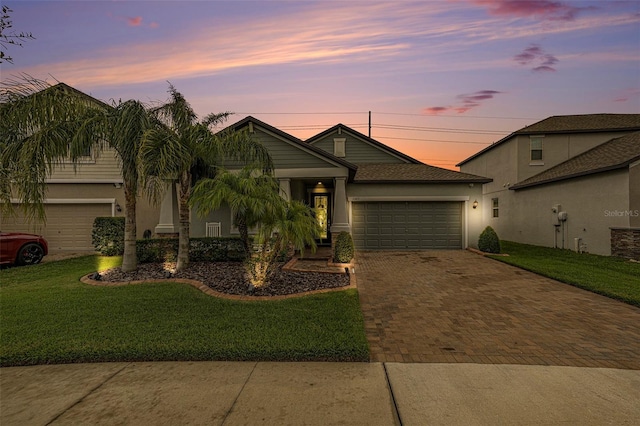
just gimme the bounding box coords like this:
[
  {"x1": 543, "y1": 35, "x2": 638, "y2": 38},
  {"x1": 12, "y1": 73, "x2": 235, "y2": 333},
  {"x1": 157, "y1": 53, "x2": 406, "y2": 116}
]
[{"x1": 99, "y1": 261, "x2": 350, "y2": 297}]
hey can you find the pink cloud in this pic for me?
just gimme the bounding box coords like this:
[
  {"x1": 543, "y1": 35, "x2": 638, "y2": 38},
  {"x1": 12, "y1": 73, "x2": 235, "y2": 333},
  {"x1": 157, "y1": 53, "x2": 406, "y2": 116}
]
[
  {"x1": 613, "y1": 88, "x2": 640, "y2": 102},
  {"x1": 471, "y1": 0, "x2": 594, "y2": 21},
  {"x1": 149, "y1": 22, "x2": 159, "y2": 29},
  {"x1": 514, "y1": 44, "x2": 559, "y2": 72},
  {"x1": 127, "y1": 16, "x2": 143, "y2": 27},
  {"x1": 423, "y1": 90, "x2": 503, "y2": 115},
  {"x1": 422, "y1": 106, "x2": 450, "y2": 115}
]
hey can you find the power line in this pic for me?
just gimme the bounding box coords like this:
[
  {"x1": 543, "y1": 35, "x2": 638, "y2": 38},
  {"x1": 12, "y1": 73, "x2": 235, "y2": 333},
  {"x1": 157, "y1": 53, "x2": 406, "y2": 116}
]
[
  {"x1": 379, "y1": 136, "x2": 491, "y2": 145},
  {"x1": 375, "y1": 124, "x2": 507, "y2": 135}
]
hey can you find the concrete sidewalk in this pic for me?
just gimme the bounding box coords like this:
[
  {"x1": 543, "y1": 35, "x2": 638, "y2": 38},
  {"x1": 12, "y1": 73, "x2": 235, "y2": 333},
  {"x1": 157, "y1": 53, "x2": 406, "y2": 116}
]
[{"x1": 2, "y1": 362, "x2": 639, "y2": 425}]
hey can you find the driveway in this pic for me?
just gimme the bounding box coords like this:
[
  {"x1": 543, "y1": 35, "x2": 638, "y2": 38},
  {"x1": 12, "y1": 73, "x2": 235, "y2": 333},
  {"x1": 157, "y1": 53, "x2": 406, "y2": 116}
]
[{"x1": 355, "y1": 250, "x2": 640, "y2": 369}]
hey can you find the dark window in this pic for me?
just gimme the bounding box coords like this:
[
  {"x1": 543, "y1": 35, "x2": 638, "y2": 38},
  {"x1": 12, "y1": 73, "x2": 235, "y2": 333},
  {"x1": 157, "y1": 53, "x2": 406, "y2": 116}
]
[{"x1": 492, "y1": 198, "x2": 499, "y2": 218}]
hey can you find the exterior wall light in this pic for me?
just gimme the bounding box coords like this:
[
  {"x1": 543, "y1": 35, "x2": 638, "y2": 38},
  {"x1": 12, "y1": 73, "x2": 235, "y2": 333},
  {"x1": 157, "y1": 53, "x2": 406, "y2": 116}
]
[
  {"x1": 115, "y1": 203, "x2": 122, "y2": 212},
  {"x1": 472, "y1": 200, "x2": 479, "y2": 209}
]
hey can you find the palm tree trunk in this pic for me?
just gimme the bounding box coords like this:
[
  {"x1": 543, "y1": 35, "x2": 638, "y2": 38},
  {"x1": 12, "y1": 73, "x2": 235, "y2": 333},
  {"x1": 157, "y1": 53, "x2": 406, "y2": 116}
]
[
  {"x1": 236, "y1": 215, "x2": 251, "y2": 257},
  {"x1": 121, "y1": 184, "x2": 138, "y2": 272},
  {"x1": 176, "y1": 171, "x2": 191, "y2": 271}
]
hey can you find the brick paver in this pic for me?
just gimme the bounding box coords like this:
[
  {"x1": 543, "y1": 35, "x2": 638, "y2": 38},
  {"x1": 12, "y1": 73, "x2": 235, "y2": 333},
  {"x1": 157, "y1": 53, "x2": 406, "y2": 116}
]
[{"x1": 355, "y1": 250, "x2": 640, "y2": 369}]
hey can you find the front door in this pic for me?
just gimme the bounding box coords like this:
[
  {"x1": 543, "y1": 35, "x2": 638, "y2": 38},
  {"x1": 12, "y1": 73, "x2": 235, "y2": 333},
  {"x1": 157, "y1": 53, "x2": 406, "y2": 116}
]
[{"x1": 311, "y1": 194, "x2": 331, "y2": 245}]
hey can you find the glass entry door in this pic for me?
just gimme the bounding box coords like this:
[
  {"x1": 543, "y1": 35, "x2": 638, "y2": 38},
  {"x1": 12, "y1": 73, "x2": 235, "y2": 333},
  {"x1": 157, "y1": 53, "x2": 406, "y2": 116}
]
[{"x1": 312, "y1": 194, "x2": 331, "y2": 245}]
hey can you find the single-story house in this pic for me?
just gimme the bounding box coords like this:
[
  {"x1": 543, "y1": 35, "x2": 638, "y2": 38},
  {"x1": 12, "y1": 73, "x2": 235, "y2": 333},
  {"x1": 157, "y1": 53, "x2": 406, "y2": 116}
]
[
  {"x1": 2, "y1": 85, "x2": 491, "y2": 253},
  {"x1": 457, "y1": 114, "x2": 640, "y2": 258}
]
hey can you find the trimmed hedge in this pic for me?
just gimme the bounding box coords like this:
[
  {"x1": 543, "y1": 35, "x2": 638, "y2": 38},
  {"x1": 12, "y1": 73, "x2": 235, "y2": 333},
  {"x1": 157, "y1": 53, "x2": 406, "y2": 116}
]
[
  {"x1": 136, "y1": 237, "x2": 246, "y2": 263},
  {"x1": 333, "y1": 231, "x2": 355, "y2": 263},
  {"x1": 478, "y1": 226, "x2": 501, "y2": 254},
  {"x1": 92, "y1": 217, "x2": 125, "y2": 256}
]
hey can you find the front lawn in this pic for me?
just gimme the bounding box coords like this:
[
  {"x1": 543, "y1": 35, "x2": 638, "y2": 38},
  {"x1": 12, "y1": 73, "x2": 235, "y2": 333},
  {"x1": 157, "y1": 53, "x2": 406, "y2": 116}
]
[
  {"x1": 0, "y1": 256, "x2": 369, "y2": 366},
  {"x1": 490, "y1": 241, "x2": 640, "y2": 307}
]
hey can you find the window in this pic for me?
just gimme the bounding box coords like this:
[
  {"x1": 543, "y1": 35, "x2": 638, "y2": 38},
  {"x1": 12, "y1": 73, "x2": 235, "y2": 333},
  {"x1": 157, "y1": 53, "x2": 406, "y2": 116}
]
[
  {"x1": 492, "y1": 198, "x2": 499, "y2": 218},
  {"x1": 333, "y1": 138, "x2": 346, "y2": 157},
  {"x1": 530, "y1": 136, "x2": 543, "y2": 162}
]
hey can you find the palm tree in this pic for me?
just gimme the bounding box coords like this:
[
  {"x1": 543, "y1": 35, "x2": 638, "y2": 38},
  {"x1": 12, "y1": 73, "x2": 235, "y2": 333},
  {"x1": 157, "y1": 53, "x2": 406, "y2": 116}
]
[
  {"x1": 140, "y1": 84, "x2": 273, "y2": 271},
  {"x1": 191, "y1": 166, "x2": 320, "y2": 288},
  {"x1": 73, "y1": 100, "x2": 155, "y2": 272},
  {"x1": 190, "y1": 166, "x2": 283, "y2": 256},
  {"x1": 1, "y1": 77, "x2": 155, "y2": 272}
]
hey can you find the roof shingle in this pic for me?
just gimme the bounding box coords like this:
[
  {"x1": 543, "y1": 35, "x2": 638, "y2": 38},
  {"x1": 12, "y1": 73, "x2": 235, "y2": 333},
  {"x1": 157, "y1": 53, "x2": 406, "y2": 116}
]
[
  {"x1": 354, "y1": 163, "x2": 491, "y2": 183},
  {"x1": 511, "y1": 131, "x2": 640, "y2": 190}
]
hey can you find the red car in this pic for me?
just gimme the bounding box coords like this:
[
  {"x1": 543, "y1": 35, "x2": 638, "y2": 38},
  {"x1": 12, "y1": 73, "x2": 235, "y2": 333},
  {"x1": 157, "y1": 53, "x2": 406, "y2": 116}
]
[{"x1": 0, "y1": 232, "x2": 49, "y2": 266}]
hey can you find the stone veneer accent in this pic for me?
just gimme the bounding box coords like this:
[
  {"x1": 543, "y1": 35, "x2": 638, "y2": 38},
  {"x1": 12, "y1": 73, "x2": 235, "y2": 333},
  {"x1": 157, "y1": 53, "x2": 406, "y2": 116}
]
[{"x1": 610, "y1": 227, "x2": 640, "y2": 260}]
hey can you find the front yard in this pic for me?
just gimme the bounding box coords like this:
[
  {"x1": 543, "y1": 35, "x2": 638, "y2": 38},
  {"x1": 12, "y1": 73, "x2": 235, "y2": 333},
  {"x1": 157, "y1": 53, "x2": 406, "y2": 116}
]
[
  {"x1": 490, "y1": 241, "x2": 640, "y2": 307},
  {"x1": 0, "y1": 256, "x2": 369, "y2": 367}
]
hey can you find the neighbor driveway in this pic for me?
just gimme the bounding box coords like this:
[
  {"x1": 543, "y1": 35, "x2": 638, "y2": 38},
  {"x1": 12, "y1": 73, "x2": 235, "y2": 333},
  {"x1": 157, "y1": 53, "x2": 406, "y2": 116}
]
[{"x1": 355, "y1": 250, "x2": 640, "y2": 369}]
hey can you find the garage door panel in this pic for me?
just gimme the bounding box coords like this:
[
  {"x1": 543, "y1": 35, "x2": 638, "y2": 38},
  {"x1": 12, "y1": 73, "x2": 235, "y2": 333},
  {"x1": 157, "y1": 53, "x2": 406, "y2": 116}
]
[
  {"x1": 352, "y1": 201, "x2": 462, "y2": 250},
  {"x1": 2, "y1": 203, "x2": 111, "y2": 252}
]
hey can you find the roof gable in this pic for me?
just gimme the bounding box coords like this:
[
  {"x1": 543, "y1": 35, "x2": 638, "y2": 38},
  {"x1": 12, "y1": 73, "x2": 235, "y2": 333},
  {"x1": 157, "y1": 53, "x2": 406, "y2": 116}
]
[
  {"x1": 307, "y1": 124, "x2": 421, "y2": 164},
  {"x1": 510, "y1": 131, "x2": 640, "y2": 190},
  {"x1": 457, "y1": 113, "x2": 640, "y2": 166},
  {"x1": 223, "y1": 116, "x2": 357, "y2": 171}
]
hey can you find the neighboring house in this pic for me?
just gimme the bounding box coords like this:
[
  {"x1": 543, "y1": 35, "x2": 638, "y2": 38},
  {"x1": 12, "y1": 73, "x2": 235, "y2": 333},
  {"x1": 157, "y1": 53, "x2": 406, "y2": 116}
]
[
  {"x1": 158, "y1": 116, "x2": 491, "y2": 251},
  {"x1": 457, "y1": 114, "x2": 640, "y2": 258},
  {"x1": 0, "y1": 84, "x2": 159, "y2": 252}
]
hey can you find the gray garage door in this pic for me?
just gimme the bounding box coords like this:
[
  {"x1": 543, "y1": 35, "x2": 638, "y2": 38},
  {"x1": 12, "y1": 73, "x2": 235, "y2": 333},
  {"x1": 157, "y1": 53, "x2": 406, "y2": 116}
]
[{"x1": 352, "y1": 201, "x2": 462, "y2": 249}]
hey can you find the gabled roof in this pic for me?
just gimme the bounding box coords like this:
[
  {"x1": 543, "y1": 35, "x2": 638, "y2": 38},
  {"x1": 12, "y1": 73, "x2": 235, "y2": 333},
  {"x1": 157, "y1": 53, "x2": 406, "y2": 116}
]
[
  {"x1": 225, "y1": 116, "x2": 358, "y2": 172},
  {"x1": 306, "y1": 124, "x2": 422, "y2": 164},
  {"x1": 510, "y1": 131, "x2": 640, "y2": 190},
  {"x1": 457, "y1": 114, "x2": 640, "y2": 166},
  {"x1": 354, "y1": 163, "x2": 492, "y2": 184}
]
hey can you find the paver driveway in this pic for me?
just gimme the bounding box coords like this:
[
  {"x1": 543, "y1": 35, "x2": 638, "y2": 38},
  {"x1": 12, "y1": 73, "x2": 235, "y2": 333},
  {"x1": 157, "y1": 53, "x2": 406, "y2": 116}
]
[{"x1": 356, "y1": 250, "x2": 640, "y2": 369}]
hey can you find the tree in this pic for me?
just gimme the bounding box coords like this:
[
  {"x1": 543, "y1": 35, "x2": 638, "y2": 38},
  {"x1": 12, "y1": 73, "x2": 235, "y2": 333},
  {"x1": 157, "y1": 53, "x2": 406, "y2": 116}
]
[
  {"x1": 1, "y1": 6, "x2": 35, "y2": 64},
  {"x1": 191, "y1": 167, "x2": 320, "y2": 288},
  {"x1": 73, "y1": 100, "x2": 156, "y2": 272},
  {"x1": 140, "y1": 84, "x2": 273, "y2": 271},
  {"x1": 190, "y1": 166, "x2": 284, "y2": 256},
  {"x1": 0, "y1": 77, "x2": 155, "y2": 272}
]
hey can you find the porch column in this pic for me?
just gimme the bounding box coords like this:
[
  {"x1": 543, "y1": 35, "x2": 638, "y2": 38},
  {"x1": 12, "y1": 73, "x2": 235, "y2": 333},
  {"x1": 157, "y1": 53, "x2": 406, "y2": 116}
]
[
  {"x1": 154, "y1": 183, "x2": 179, "y2": 235},
  {"x1": 330, "y1": 177, "x2": 351, "y2": 233},
  {"x1": 279, "y1": 178, "x2": 291, "y2": 201}
]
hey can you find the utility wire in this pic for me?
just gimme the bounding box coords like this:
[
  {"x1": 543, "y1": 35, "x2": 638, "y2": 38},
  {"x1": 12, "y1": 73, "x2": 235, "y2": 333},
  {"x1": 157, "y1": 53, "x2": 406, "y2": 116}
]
[{"x1": 380, "y1": 136, "x2": 492, "y2": 145}]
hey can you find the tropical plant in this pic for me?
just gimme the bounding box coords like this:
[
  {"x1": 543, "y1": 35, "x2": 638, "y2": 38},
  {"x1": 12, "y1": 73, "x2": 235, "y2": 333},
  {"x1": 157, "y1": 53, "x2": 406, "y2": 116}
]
[
  {"x1": 190, "y1": 166, "x2": 283, "y2": 256},
  {"x1": 0, "y1": 77, "x2": 156, "y2": 272},
  {"x1": 140, "y1": 84, "x2": 273, "y2": 271},
  {"x1": 478, "y1": 226, "x2": 501, "y2": 254},
  {"x1": 248, "y1": 199, "x2": 320, "y2": 288},
  {"x1": 191, "y1": 167, "x2": 320, "y2": 288}
]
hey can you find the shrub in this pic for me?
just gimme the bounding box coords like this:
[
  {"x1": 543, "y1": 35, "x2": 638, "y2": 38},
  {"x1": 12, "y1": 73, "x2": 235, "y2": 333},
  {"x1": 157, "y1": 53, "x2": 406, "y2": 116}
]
[
  {"x1": 333, "y1": 232, "x2": 355, "y2": 263},
  {"x1": 92, "y1": 217, "x2": 125, "y2": 256},
  {"x1": 478, "y1": 226, "x2": 501, "y2": 253},
  {"x1": 136, "y1": 237, "x2": 245, "y2": 263}
]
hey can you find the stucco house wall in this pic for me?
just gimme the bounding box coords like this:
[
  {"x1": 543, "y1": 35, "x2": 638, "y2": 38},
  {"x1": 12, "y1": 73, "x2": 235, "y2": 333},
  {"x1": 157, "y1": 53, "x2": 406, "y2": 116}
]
[{"x1": 504, "y1": 170, "x2": 629, "y2": 255}]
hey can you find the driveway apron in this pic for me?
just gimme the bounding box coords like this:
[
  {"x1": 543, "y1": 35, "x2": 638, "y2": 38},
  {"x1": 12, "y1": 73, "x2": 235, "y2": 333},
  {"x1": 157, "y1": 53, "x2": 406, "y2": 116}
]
[{"x1": 355, "y1": 250, "x2": 640, "y2": 369}]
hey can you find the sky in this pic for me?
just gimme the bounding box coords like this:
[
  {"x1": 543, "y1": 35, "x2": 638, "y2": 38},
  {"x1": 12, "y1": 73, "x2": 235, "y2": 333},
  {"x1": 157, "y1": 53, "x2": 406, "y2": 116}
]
[{"x1": 2, "y1": 0, "x2": 639, "y2": 170}]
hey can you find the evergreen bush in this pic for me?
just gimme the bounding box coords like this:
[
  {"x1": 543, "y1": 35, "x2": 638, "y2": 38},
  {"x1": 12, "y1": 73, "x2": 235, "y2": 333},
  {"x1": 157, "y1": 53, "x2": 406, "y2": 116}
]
[
  {"x1": 333, "y1": 232, "x2": 355, "y2": 263},
  {"x1": 478, "y1": 226, "x2": 501, "y2": 253},
  {"x1": 92, "y1": 217, "x2": 125, "y2": 256},
  {"x1": 135, "y1": 237, "x2": 245, "y2": 263}
]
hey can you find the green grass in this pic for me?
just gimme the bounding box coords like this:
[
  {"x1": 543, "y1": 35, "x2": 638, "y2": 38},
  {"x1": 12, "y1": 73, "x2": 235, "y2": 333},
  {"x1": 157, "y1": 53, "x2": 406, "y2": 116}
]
[
  {"x1": 489, "y1": 241, "x2": 640, "y2": 307},
  {"x1": 0, "y1": 256, "x2": 369, "y2": 366}
]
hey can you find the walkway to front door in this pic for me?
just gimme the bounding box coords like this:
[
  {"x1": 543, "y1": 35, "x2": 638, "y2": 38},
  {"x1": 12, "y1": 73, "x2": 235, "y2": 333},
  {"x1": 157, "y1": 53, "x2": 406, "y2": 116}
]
[{"x1": 355, "y1": 250, "x2": 640, "y2": 369}]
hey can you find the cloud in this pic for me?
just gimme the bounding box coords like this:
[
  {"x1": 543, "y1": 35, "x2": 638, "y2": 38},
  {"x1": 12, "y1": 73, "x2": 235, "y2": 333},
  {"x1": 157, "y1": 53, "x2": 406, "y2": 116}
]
[
  {"x1": 613, "y1": 88, "x2": 640, "y2": 103},
  {"x1": 514, "y1": 44, "x2": 559, "y2": 72},
  {"x1": 423, "y1": 90, "x2": 503, "y2": 114},
  {"x1": 127, "y1": 16, "x2": 143, "y2": 27},
  {"x1": 470, "y1": 0, "x2": 594, "y2": 21}
]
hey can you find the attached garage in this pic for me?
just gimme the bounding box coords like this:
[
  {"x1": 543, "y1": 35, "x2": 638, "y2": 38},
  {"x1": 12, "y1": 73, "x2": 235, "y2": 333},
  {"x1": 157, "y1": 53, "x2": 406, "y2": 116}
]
[
  {"x1": 352, "y1": 201, "x2": 463, "y2": 249},
  {"x1": 1, "y1": 200, "x2": 114, "y2": 252}
]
